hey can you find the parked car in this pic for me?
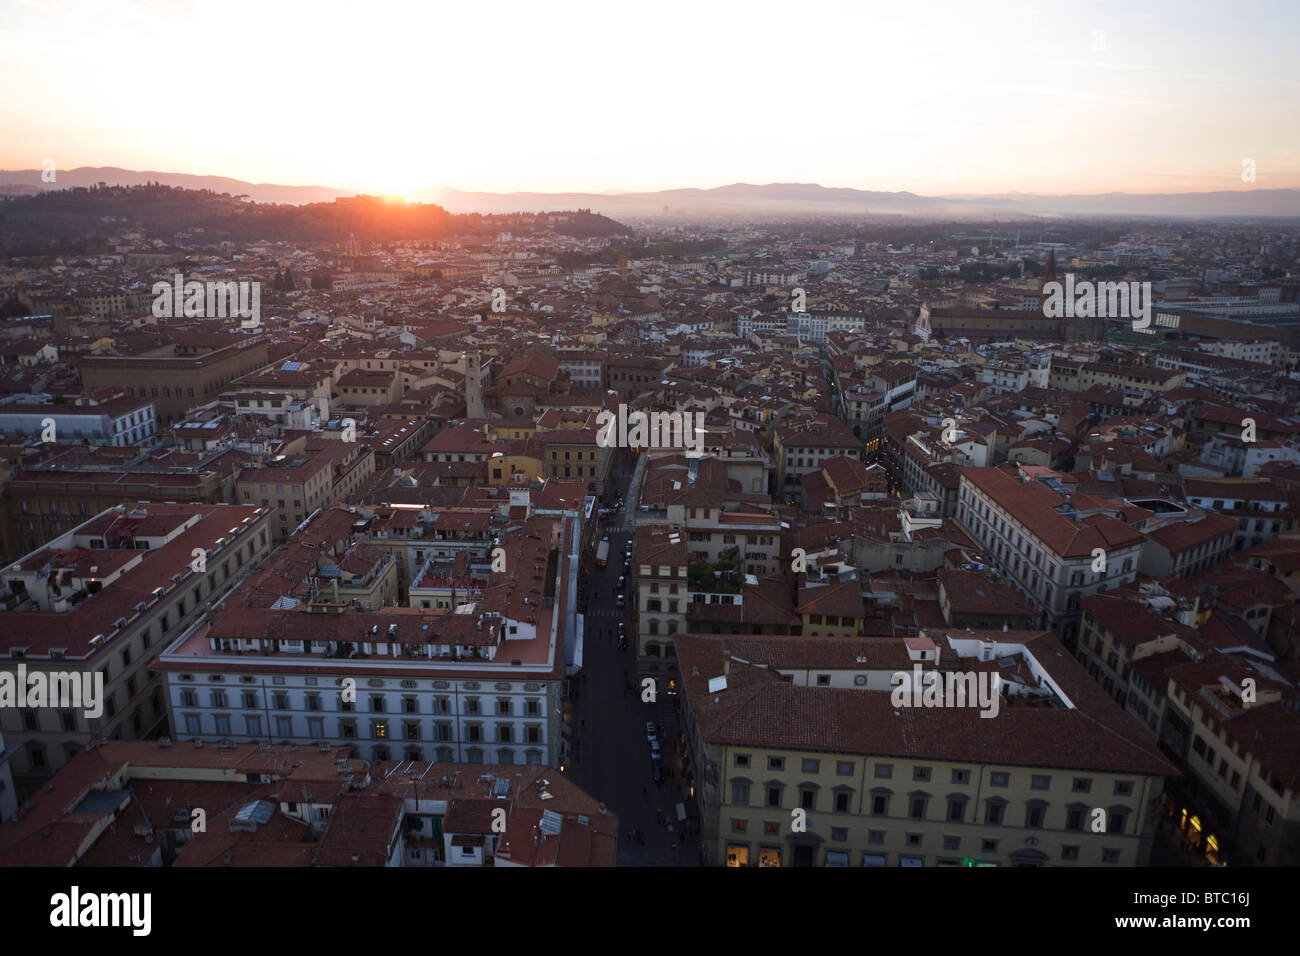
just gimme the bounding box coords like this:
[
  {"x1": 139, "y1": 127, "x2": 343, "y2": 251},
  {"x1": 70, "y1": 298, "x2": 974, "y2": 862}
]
[
  {"x1": 617, "y1": 576, "x2": 626, "y2": 590},
  {"x1": 616, "y1": 594, "x2": 625, "y2": 609},
  {"x1": 617, "y1": 622, "x2": 626, "y2": 637},
  {"x1": 646, "y1": 721, "x2": 657, "y2": 743},
  {"x1": 650, "y1": 740, "x2": 662, "y2": 760},
  {"x1": 651, "y1": 757, "x2": 664, "y2": 783}
]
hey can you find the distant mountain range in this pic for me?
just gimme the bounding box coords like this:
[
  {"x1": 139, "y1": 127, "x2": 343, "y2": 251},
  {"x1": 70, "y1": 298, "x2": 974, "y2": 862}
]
[
  {"x1": 0, "y1": 166, "x2": 349, "y2": 204},
  {"x1": 1, "y1": 167, "x2": 1296, "y2": 219}
]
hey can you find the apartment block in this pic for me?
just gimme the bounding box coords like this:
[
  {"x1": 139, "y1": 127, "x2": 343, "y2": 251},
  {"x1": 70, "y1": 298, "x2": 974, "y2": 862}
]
[
  {"x1": 0, "y1": 503, "x2": 274, "y2": 784},
  {"x1": 78, "y1": 338, "x2": 269, "y2": 423},
  {"x1": 0, "y1": 391, "x2": 156, "y2": 447},
  {"x1": 236, "y1": 440, "x2": 375, "y2": 540},
  {"x1": 152, "y1": 517, "x2": 575, "y2": 769},
  {"x1": 774, "y1": 413, "x2": 864, "y2": 497},
  {"x1": 957, "y1": 465, "x2": 1146, "y2": 643},
  {"x1": 1159, "y1": 656, "x2": 1300, "y2": 866},
  {"x1": 677, "y1": 630, "x2": 1175, "y2": 867}
]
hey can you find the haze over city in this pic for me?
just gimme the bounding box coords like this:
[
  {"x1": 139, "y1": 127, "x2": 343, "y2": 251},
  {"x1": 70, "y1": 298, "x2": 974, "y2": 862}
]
[{"x1": 3, "y1": 0, "x2": 1298, "y2": 197}]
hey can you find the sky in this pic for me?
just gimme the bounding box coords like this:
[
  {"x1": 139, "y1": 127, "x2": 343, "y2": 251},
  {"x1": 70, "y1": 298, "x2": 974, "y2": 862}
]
[{"x1": 2, "y1": 0, "x2": 1297, "y2": 197}]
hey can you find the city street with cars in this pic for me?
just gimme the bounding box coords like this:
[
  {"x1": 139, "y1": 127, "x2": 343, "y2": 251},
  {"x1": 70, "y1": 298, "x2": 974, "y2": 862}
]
[{"x1": 571, "y1": 449, "x2": 698, "y2": 866}]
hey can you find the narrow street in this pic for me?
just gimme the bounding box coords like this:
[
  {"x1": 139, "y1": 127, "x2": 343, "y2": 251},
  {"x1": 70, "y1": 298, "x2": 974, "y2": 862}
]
[{"x1": 571, "y1": 449, "x2": 700, "y2": 866}]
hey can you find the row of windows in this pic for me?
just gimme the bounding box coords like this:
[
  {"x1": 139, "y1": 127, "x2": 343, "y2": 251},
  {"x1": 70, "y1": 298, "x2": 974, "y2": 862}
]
[
  {"x1": 725, "y1": 841, "x2": 1125, "y2": 864},
  {"x1": 349, "y1": 744, "x2": 541, "y2": 765},
  {"x1": 19, "y1": 684, "x2": 163, "y2": 731},
  {"x1": 643, "y1": 600, "x2": 680, "y2": 616},
  {"x1": 730, "y1": 782, "x2": 1131, "y2": 831},
  {"x1": 180, "y1": 674, "x2": 542, "y2": 693},
  {"x1": 178, "y1": 714, "x2": 545, "y2": 743},
  {"x1": 548, "y1": 450, "x2": 598, "y2": 460},
  {"x1": 732, "y1": 753, "x2": 1133, "y2": 796},
  {"x1": 184, "y1": 691, "x2": 542, "y2": 716},
  {"x1": 806, "y1": 614, "x2": 856, "y2": 626}
]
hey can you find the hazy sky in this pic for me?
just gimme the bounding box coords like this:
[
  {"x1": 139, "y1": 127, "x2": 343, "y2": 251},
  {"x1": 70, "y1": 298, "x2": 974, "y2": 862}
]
[{"x1": 3, "y1": 0, "x2": 1297, "y2": 196}]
